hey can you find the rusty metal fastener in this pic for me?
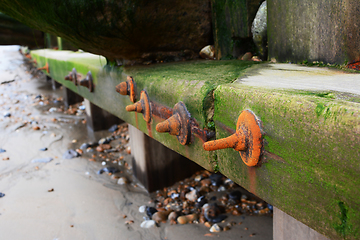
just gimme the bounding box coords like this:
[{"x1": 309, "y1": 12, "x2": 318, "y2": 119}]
[
  {"x1": 126, "y1": 90, "x2": 151, "y2": 123},
  {"x1": 156, "y1": 101, "x2": 191, "y2": 145},
  {"x1": 203, "y1": 110, "x2": 263, "y2": 167},
  {"x1": 116, "y1": 76, "x2": 137, "y2": 103},
  {"x1": 64, "y1": 68, "x2": 80, "y2": 86},
  {"x1": 79, "y1": 71, "x2": 94, "y2": 92},
  {"x1": 37, "y1": 62, "x2": 50, "y2": 74}
]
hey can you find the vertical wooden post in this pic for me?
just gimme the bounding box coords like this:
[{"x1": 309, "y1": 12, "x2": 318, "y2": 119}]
[
  {"x1": 84, "y1": 99, "x2": 123, "y2": 131},
  {"x1": 129, "y1": 124, "x2": 203, "y2": 192},
  {"x1": 62, "y1": 87, "x2": 83, "y2": 109},
  {"x1": 273, "y1": 207, "x2": 330, "y2": 240}
]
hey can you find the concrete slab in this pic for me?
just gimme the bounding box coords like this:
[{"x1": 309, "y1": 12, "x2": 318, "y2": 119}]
[{"x1": 237, "y1": 63, "x2": 360, "y2": 95}]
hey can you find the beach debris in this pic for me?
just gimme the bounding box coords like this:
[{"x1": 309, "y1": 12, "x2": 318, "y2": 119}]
[
  {"x1": 146, "y1": 207, "x2": 158, "y2": 218},
  {"x1": 108, "y1": 124, "x2": 119, "y2": 132},
  {"x1": 117, "y1": 177, "x2": 128, "y2": 185},
  {"x1": 210, "y1": 223, "x2": 222, "y2": 233},
  {"x1": 140, "y1": 220, "x2": 156, "y2": 228},
  {"x1": 97, "y1": 167, "x2": 119, "y2": 175},
  {"x1": 31, "y1": 157, "x2": 53, "y2": 163},
  {"x1": 63, "y1": 149, "x2": 80, "y2": 159},
  {"x1": 0, "y1": 192, "x2": 5, "y2": 198}
]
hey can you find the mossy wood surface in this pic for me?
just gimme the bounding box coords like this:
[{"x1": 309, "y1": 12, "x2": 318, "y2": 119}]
[
  {"x1": 31, "y1": 49, "x2": 360, "y2": 239},
  {"x1": 213, "y1": 84, "x2": 360, "y2": 240},
  {"x1": 30, "y1": 49, "x2": 258, "y2": 172}
]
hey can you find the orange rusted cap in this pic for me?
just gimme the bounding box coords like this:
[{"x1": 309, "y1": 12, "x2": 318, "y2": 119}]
[
  {"x1": 37, "y1": 62, "x2": 50, "y2": 74},
  {"x1": 203, "y1": 110, "x2": 263, "y2": 167}
]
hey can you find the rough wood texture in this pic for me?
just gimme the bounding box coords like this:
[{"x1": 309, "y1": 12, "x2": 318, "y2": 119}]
[
  {"x1": 0, "y1": 0, "x2": 212, "y2": 61},
  {"x1": 268, "y1": 0, "x2": 360, "y2": 64},
  {"x1": 129, "y1": 125, "x2": 203, "y2": 192}
]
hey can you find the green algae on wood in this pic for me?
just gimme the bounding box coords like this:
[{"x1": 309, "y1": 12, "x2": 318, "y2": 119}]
[{"x1": 212, "y1": 84, "x2": 360, "y2": 239}]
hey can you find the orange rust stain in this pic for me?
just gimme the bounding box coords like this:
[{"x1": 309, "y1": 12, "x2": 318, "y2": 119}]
[
  {"x1": 147, "y1": 123, "x2": 153, "y2": 138},
  {"x1": 128, "y1": 77, "x2": 136, "y2": 103},
  {"x1": 135, "y1": 112, "x2": 139, "y2": 129},
  {"x1": 141, "y1": 91, "x2": 151, "y2": 123},
  {"x1": 347, "y1": 61, "x2": 360, "y2": 71},
  {"x1": 248, "y1": 166, "x2": 257, "y2": 194},
  {"x1": 37, "y1": 62, "x2": 50, "y2": 74}
]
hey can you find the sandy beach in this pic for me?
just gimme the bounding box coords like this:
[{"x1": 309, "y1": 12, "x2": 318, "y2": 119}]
[{"x1": 0, "y1": 45, "x2": 272, "y2": 240}]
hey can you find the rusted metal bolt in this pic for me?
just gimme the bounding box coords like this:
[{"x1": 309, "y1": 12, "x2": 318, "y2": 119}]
[
  {"x1": 126, "y1": 90, "x2": 151, "y2": 123},
  {"x1": 64, "y1": 68, "x2": 80, "y2": 86},
  {"x1": 79, "y1": 71, "x2": 94, "y2": 92},
  {"x1": 37, "y1": 62, "x2": 50, "y2": 74},
  {"x1": 156, "y1": 101, "x2": 191, "y2": 145},
  {"x1": 116, "y1": 76, "x2": 137, "y2": 103},
  {"x1": 203, "y1": 110, "x2": 263, "y2": 167}
]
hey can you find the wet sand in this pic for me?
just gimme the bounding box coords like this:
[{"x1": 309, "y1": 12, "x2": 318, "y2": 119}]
[{"x1": 0, "y1": 46, "x2": 272, "y2": 240}]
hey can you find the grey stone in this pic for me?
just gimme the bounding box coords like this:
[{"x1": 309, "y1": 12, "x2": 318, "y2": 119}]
[{"x1": 252, "y1": 1, "x2": 267, "y2": 60}]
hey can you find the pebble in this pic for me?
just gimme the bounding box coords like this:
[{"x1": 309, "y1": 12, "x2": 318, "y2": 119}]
[
  {"x1": 146, "y1": 207, "x2": 158, "y2": 218},
  {"x1": 62, "y1": 149, "x2": 80, "y2": 159},
  {"x1": 152, "y1": 210, "x2": 171, "y2": 223},
  {"x1": 3, "y1": 112, "x2": 11, "y2": 118},
  {"x1": 0, "y1": 148, "x2": 6, "y2": 153},
  {"x1": 0, "y1": 192, "x2": 5, "y2": 198},
  {"x1": 39, "y1": 147, "x2": 48, "y2": 151},
  {"x1": 117, "y1": 177, "x2": 128, "y2": 185},
  {"x1": 185, "y1": 189, "x2": 198, "y2": 202},
  {"x1": 139, "y1": 205, "x2": 146, "y2": 213},
  {"x1": 177, "y1": 213, "x2": 198, "y2": 224},
  {"x1": 31, "y1": 157, "x2": 53, "y2": 163},
  {"x1": 241, "y1": 52, "x2": 253, "y2": 61},
  {"x1": 199, "y1": 45, "x2": 215, "y2": 60},
  {"x1": 168, "y1": 211, "x2": 178, "y2": 221},
  {"x1": 140, "y1": 220, "x2": 156, "y2": 229},
  {"x1": 98, "y1": 137, "x2": 111, "y2": 145},
  {"x1": 108, "y1": 124, "x2": 118, "y2": 132},
  {"x1": 97, "y1": 167, "x2": 119, "y2": 174},
  {"x1": 210, "y1": 223, "x2": 222, "y2": 233},
  {"x1": 101, "y1": 161, "x2": 106, "y2": 166}
]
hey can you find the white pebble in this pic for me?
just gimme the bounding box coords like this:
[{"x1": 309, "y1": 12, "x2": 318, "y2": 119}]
[
  {"x1": 101, "y1": 161, "x2": 106, "y2": 166},
  {"x1": 117, "y1": 177, "x2": 128, "y2": 185},
  {"x1": 140, "y1": 220, "x2": 156, "y2": 229},
  {"x1": 139, "y1": 205, "x2": 146, "y2": 213},
  {"x1": 210, "y1": 223, "x2": 222, "y2": 233}
]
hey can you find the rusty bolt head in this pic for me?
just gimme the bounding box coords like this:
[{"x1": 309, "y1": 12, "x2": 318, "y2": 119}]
[
  {"x1": 79, "y1": 71, "x2": 94, "y2": 92},
  {"x1": 203, "y1": 110, "x2": 263, "y2": 167},
  {"x1": 125, "y1": 90, "x2": 151, "y2": 123},
  {"x1": 156, "y1": 101, "x2": 191, "y2": 145},
  {"x1": 115, "y1": 76, "x2": 137, "y2": 103},
  {"x1": 37, "y1": 62, "x2": 50, "y2": 74}
]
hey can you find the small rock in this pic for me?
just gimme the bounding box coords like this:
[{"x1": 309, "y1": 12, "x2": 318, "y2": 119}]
[
  {"x1": 177, "y1": 213, "x2": 198, "y2": 224},
  {"x1": 152, "y1": 210, "x2": 171, "y2": 223},
  {"x1": 2, "y1": 157, "x2": 9, "y2": 161},
  {"x1": 139, "y1": 205, "x2": 146, "y2": 213},
  {"x1": 80, "y1": 143, "x2": 90, "y2": 150},
  {"x1": 31, "y1": 157, "x2": 53, "y2": 163},
  {"x1": 146, "y1": 207, "x2": 158, "y2": 218},
  {"x1": 240, "y1": 52, "x2": 253, "y2": 61},
  {"x1": 96, "y1": 146, "x2": 104, "y2": 152},
  {"x1": 98, "y1": 137, "x2": 111, "y2": 145},
  {"x1": 251, "y1": 1, "x2": 267, "y2": 59},
  {"x1": 101, "y1": 161, "x2": 106, "y2": 166},
  {"x1": 97, "y1": 167, "x2": 119, "y2": 174},
  {"x1": 204, "y1": 222, "x2": 212, "y2": 228},
  {"x1": 0, "y1": 149, "x2": 6, "y2": 153},
  {"x1": 48, "y1": 188, "x2": 54, "y2": 192},
  {"x1": 39, "y1": 147, "x2": 48, "y2": 151},
  {"x1": 63, "y1": 149, "x2": 80, "y2": 159},
  {"x1": 199, "y1": 45, "x2": 215, "y2": 59},
  {"x1": 168, "y1": 211, "x2": 178, "y2": 221},
  {"x1": 3, "y1": 112, "x2": 11, "y2": 118},
  {"x1": 185, "y1": 189, "x2": 198, "y2": 202},
  {"x1": 32, "y1": 126, "x2": 40, "y2": 130},
  {"x1": 209, "y1": 173, "x2": 223, "y2": 186},
  {"x1": 210, "y1": 223, "x2": 222, "y2": 233},
  {"x1": 48, "y1": 107, "x2": 57, "y2": 113},
  {"x1": 140, "y1": 220, "x2": 156, "y2": 229},
  {"x1": 0, "y1": 192, "x2": 5, "y2": 197},
  {"x1": 108, "y1": 124, "x2": 118, "y2": 132},
  {"x1": 117, "y1": 177, "x2": 128, "y2": 185}
]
